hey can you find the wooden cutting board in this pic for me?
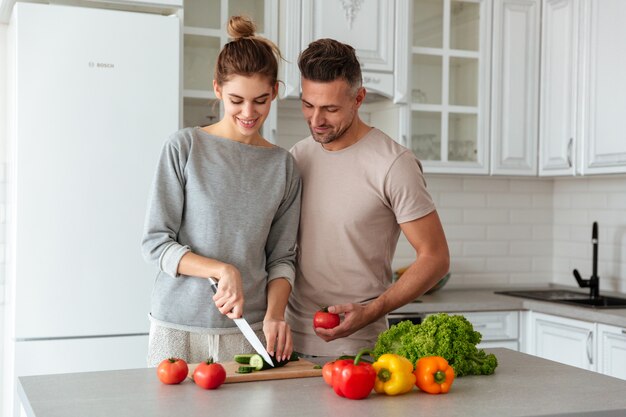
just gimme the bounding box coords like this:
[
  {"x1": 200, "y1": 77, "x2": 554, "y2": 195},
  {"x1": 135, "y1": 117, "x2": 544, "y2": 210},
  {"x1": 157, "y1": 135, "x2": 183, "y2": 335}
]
[{"x1": 187, "y1": 358, "x2": 323, "y2": 383}]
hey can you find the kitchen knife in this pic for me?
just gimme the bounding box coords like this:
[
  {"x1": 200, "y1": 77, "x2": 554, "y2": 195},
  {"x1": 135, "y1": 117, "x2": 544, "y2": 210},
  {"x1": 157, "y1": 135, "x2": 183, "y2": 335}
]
[{"x1": 207, "y1": 277, "x2": 274, "y2": 367}]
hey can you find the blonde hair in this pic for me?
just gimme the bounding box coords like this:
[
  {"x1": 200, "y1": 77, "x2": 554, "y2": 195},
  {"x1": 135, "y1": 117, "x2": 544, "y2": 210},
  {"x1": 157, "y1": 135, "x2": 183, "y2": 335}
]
[{"x1": 214, "y1": 16, "x2": 283, "y2": 87}]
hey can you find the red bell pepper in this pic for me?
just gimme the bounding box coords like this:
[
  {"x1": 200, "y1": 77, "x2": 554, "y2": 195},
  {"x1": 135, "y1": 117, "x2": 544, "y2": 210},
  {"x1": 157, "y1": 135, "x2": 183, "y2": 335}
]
[{"x1": 332, "y1": 349, "x2": 376, "y2": 400}]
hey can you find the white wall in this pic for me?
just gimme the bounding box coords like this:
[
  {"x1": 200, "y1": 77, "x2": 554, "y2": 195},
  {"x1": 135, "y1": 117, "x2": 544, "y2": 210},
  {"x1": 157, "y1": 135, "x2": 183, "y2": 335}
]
[{"x1": 1, "y1": 20, "x2": 8, "y2": 416}]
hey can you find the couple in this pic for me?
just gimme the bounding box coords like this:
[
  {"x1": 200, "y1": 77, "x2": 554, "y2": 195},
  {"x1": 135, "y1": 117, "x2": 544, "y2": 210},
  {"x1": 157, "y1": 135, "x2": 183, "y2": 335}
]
[{"x1": 141, "y1": 16, "x2": 450, "y2": 366}]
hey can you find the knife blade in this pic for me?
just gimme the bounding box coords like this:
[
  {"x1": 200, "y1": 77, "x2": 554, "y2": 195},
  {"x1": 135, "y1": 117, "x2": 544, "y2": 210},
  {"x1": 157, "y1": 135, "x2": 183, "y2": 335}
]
[{"x1": 207, "y1": 277, "x2": 274, "y2": 367}]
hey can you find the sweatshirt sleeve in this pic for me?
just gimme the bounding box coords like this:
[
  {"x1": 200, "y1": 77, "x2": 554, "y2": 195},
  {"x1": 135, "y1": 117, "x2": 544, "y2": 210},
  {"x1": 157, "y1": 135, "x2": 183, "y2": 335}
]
[
  {"x1": 141, "y1": 135, "x2": 191, "y2": 277},
  {"x1": 264, "y1": 156, "x2": 302, "y2": 288}
]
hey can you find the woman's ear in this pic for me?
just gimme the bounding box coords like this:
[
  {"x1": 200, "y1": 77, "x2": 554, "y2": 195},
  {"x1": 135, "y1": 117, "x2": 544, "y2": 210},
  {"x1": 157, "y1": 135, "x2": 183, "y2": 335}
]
[
  {"x1": 213, "y1": 79, "x2": 222, "y2": 100},
  {"x1": 272, "y1": 82, "x2": 279, "y2": 100}
]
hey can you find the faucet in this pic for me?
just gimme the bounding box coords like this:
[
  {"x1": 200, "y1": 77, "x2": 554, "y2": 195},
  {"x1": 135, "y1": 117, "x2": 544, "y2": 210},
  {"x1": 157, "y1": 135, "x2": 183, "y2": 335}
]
[{"x1": 573, "y1": 222, "x2": 599, "y2": 299}]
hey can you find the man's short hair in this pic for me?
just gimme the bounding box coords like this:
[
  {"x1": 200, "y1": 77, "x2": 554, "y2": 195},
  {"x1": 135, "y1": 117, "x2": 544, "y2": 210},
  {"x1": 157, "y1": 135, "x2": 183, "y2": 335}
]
[{"x1": 298, "y1": 38, "x2": 362, "y2": 91}]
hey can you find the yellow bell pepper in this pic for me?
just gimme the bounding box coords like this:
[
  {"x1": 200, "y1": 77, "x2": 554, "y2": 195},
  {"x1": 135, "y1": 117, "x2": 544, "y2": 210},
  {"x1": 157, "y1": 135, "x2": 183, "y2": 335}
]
[{"x1": 372, "y1": 353, "x2": 416, "y2": 396}]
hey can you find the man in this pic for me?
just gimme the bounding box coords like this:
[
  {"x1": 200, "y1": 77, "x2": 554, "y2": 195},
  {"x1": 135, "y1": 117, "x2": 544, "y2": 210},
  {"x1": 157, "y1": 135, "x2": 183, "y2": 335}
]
[{"x1": 285, "y1": 38, "x2": 450, "y2": 358}]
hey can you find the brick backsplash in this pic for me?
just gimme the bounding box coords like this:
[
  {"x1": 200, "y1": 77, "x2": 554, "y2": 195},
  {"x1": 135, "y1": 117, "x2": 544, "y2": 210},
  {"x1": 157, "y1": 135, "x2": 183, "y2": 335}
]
[
  {"x1": 391, "y1": 176, "x2": 555, "y2": 288},
  {"x1": 552, "y1": 176, "x2": 626, "y2": 294},
  {"x1": 392, "y1": 174, "x2": 626, "y2": 293}
]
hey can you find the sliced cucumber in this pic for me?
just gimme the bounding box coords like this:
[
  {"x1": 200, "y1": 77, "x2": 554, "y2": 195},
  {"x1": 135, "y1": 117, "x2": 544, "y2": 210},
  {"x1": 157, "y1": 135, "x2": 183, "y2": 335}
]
[
  {"x1": 235, "y1": 365, "x2": 256, "y2": 374},
  {"x1": 234, "y1": 354, "x2": 255, "y2": 364},
  {"x1": 289, "y1": 352, "x2": 300, "y2": 362},
  {"x1": 248, "y1": 354, "x2": 271, "y2": 371}
]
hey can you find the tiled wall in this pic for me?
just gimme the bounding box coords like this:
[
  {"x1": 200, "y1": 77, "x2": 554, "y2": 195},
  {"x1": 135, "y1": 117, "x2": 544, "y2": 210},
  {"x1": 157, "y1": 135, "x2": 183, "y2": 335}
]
[
  {"x1": 392, "y1": 175, "x2": 555, "y2": 288},
  {"x1": 552, "y1": 176, "x2": 626, "y2": 294}
]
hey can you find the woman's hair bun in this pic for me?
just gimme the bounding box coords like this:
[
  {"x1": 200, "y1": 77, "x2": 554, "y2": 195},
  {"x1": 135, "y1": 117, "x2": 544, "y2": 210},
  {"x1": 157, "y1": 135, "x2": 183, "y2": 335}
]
[{"x1": 227, "y1": 15, "x2": 256, "y2": 40}]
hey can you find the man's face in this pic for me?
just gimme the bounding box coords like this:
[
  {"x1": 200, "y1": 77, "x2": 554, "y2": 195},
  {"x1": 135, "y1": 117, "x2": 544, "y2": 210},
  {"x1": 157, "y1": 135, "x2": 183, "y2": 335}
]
[{"x1": 300, "y1": 78, "x2": 364, "y2": 146}]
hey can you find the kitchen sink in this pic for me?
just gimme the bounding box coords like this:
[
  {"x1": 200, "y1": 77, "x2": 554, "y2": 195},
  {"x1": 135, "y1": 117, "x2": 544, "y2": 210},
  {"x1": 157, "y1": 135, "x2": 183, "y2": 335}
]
[{"x1": 495, "y1": 289, "x2": 626, "y2": 309}]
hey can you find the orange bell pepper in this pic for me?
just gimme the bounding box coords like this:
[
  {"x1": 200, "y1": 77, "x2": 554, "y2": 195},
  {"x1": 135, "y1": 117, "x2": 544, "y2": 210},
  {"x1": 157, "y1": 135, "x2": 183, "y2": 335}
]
[{"x1": 414, "y1": 356, "x2": 455, "y2": 394}]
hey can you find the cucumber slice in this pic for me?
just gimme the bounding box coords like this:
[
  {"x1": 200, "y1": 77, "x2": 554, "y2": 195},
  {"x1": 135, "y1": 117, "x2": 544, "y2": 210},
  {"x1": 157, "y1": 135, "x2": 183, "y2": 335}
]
[
  {"x1": 235, "y1": 365, "x2": 256, "y2": 374},
  {"x1": 249, "y1": 354, "x2": 270, "y2": 371},
  {"x1": 234, "y1": 354, "x2": 254, "y2": 364}
]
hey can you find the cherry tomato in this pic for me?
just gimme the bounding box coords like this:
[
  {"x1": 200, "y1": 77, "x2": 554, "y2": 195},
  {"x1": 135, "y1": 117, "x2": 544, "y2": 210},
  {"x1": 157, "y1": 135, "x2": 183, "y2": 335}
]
[
  {"x1": 314, "y1": 307, "x2": 340, "y2": 329},
  {"x1": 156, "y1": 358, "x2": 189, "y2": 385},
  {"x1": 193, "y1": 358, "x2": 226, "y2": 390}
]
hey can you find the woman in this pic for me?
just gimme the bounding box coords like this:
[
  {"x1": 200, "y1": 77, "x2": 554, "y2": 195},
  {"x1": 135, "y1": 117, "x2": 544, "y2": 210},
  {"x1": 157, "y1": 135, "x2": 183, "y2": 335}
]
[{"x1": 141, "y1": 16, "x2": 300, "y2": 366}]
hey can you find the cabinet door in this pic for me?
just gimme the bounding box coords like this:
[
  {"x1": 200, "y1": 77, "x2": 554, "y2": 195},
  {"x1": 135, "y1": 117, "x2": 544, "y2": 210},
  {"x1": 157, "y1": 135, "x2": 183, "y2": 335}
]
[
  {"x1": 490, "y1": 0, "x2": 540, "y2": 175},
  {"x1": 538, "y1": 0, "x2": 580, "y2": 176},
  {"x1": 530, "y1": 312, "x2": 595, "y2": 371},
  {"x1": 597, "y1": 324, "x2": 626, "y2": 380},
  {"x1": 301, "y1": 0, "x2": 394, "y2": 72},
  {"x1": 409, "y1": 0, "x2": 492, "y2": 174},
  {"x1": 461, "y1": 311, "x2": 520, "y2": 351},
  {"x1": 580, "y1": 0, "x2": 626, "y2": 174}
]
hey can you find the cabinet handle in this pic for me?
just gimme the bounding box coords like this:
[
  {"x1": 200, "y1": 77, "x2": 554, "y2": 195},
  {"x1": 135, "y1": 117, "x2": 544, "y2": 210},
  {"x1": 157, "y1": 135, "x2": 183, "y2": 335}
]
[
  {"x1": 586, "y1": 331, "x2": 593, "y2": 365},
  {"x1": 567, "y1": 138, "x2": 573, "y2": 167}
]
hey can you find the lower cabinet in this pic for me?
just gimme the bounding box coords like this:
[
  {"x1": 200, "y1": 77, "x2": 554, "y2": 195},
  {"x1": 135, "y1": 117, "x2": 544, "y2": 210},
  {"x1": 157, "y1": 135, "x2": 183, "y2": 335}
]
[
  {"x1": 597, "y1": 323, "x2": 626, "y2": 380},
  {"x1": 528, "y1": 312, "x2": 595, "y2": 371},
  {"x1": 457, "y1": 311, "x2": 520, "y2": 351}
]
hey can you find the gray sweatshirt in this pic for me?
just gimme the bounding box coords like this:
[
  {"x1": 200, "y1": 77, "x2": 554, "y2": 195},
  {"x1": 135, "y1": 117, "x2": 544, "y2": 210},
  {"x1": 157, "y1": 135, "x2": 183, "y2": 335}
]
[{"x1": 141, "y1": 127, "x2": 301, "y2": 331}]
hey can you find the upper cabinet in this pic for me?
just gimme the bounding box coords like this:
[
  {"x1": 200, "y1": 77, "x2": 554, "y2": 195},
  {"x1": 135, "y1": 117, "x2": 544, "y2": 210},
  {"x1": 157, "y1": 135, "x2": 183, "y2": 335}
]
[
  {"x1": 281, "y1": 0, "x2": 408, "y2": 102},
  {"x1": 579, "y1": 0, "x2": 626, "y2": 174},
  {"x1": 539, "y1": 0, "x2": 626, "y2": 176},
  {"x1": 406, "y1": 0, "x2": 493, "y2": 174},
  {"x1": 490, "y1": 0, "x2": 540, "y2": 175},
  {"x1": 538, "y1": 0, "x2": 580, "y2": 176},
  {"x1": 181, "y1": 0, "x2": 278, "y2": 140}
]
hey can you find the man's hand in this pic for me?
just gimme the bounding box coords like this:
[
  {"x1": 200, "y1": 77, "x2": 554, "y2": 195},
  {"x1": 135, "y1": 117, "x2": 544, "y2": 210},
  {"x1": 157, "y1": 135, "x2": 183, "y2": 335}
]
[{"x1": 313, "y1": 302, "x2": 381, "y2": 342}]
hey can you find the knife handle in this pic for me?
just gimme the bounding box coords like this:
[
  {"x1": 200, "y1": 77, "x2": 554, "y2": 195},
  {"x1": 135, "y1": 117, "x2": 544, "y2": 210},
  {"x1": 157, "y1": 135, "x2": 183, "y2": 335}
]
[{"x1": 207, "y1": 277, "x2": 219, "y2": 294}]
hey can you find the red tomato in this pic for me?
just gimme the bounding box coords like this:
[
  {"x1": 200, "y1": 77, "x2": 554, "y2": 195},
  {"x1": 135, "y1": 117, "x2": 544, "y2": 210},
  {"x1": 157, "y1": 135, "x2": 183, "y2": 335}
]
[
  {"x1": 156, "y1": 358, "x2": 189, "y2": 385},
  {"x1": 314, "y1": 307, "x2": 340, "y2": 329},
  {"x1": 193, "y1": 358, "x2": 226, "y2": 390}
]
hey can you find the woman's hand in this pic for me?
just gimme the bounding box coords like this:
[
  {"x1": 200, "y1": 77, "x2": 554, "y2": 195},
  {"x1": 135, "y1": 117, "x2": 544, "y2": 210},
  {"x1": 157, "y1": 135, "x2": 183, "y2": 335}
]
[
  {"x1": 212, "y1": 264, "x2": 244, "y2": 319},
  {"x1": 263, "y1": 316, "x2": 293, "y2": 362}
]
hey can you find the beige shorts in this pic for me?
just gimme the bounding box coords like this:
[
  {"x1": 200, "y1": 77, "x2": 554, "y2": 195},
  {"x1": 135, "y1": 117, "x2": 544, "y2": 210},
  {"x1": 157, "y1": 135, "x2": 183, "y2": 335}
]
[{"x1": 147, "y1": 322, "x2": 267, "y2": 367}]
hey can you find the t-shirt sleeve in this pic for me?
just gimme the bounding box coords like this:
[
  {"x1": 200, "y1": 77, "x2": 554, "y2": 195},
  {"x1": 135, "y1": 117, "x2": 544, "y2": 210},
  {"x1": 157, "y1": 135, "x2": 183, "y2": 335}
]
[{"x1": 384, "y1": 151, "x2": 436, "y2": 224}]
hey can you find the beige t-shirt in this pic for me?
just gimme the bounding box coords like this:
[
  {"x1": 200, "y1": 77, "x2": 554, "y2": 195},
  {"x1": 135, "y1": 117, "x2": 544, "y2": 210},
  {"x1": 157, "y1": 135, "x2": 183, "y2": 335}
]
[{"x1": 286, "y1": 128, "x2": 436, "y2": 356}]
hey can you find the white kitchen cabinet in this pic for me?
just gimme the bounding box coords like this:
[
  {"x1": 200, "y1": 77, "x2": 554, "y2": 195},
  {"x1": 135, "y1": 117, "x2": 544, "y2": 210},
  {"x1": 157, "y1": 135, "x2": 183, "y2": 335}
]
[
  {"x1": 538, "y1": 0, "x2": 580, "y2": 176},
  {"x1": 529, "y1": 312, "x2": 595, "y2": 371},
  {"x1": 281, "y1": 0, "x2": 408, "y2": 102},
  {"x1": 181, "y1": 0, "x2": 279, "y2": 142},
  {"x1": 407, "y1": 0, "x2": 492, "y2": 174},
  {"x1": 597, "y1": 324, "x2": 626, "y2": 380},
  {"x1": 490, "y1": 0, "x2": 540, "y2": 175},
  {"x1": 579, "y1": 0, "x2": 626, "y2": 174},
  {"x1": 460, "y1": 311, "x2": 520, "y2": 350},
  {"x1": 539, "y1": 0, "x2": 626, "y2": 176},
  {"x1": 425, "y1": 311, "x2": 520, "y2": 350}
]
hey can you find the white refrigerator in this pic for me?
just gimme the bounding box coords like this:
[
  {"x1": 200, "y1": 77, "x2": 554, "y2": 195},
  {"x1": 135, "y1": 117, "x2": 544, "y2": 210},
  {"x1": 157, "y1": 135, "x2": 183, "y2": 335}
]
[{"x1": 4, "y1": 2, "x2": 180, "y2": 416}]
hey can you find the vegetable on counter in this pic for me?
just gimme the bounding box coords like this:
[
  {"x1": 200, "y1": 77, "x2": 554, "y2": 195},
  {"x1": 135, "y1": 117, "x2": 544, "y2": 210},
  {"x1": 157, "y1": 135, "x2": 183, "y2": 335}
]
[
  {"x1": 314, "y1": 307, "x2": 340, "y2": 329},
  {"x1": 328, "y1": 349, "x2": 376, "y2": 400},
  {"x1": 156, "y1": 358, "x2": 189, "y2": 385},
  {"x1": 414, "y1": 356, "x2": 455, "y2": 394},
  {"x1": 372, "y1": 313, "x2": 498, "y2": 377},
  {"x1": 372, "y1": 354, "x2": 416, "y2": 396},
  {"x1": 192, "y1": 358, "x2": 226, "y2": 389}
]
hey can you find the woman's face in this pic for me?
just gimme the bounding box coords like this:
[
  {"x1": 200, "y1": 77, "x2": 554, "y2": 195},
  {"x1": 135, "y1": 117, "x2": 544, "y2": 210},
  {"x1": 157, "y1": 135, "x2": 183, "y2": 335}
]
[{"x1": 214, "y1": 74, "x2": 277, "y2": 141}]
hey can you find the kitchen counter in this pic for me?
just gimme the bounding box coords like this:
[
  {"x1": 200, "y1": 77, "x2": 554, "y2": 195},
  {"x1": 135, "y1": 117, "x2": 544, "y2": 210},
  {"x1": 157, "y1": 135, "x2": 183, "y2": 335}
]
[
  {"x1": 17, "y1": 348, "x2": 626, "y2": 417},
  {"x1": 393, "y1": 287, "x2": 626, "y2": 328}
]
